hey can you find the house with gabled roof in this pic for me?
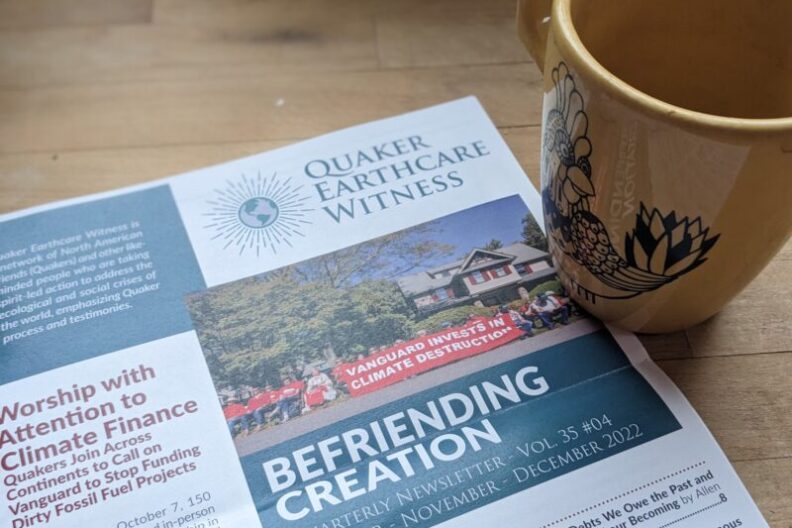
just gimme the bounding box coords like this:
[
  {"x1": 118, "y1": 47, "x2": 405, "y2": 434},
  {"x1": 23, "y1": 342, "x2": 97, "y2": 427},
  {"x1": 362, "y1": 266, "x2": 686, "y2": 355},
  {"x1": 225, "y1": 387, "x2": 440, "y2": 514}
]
[{"x1": 396, "y1": 242, "x2": 555, "y2": 315}]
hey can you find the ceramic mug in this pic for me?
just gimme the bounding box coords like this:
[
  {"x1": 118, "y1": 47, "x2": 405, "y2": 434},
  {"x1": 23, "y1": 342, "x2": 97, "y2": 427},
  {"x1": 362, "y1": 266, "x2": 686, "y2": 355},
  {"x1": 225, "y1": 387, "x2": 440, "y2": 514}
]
[{"x1": 517, "y1": 0, "x2": 792, "y2": 333}]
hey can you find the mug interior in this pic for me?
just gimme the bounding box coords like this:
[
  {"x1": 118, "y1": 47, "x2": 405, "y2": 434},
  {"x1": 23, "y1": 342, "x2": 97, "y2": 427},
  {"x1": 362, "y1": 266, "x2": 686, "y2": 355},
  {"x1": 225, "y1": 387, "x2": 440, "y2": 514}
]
[{"x1": 569, "y1": 0, "x2": 792, "y2": 119}]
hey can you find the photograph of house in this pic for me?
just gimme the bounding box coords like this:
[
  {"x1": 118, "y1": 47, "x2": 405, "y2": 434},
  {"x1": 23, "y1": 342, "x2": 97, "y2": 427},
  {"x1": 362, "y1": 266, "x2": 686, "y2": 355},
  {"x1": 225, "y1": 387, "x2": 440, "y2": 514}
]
[
  {"x1": 186, "y1": 194, "x2": 579, "y2": 445},
  {"x1": 398, "y1": 243, "x2": 555, "y2": 315}
]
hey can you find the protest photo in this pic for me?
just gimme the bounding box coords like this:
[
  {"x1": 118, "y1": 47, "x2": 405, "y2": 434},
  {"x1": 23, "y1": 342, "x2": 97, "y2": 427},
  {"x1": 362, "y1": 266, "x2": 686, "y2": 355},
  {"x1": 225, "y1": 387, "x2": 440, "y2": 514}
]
[{"x1": 185, "y1": 195, "x2": 584, "y2": 446}]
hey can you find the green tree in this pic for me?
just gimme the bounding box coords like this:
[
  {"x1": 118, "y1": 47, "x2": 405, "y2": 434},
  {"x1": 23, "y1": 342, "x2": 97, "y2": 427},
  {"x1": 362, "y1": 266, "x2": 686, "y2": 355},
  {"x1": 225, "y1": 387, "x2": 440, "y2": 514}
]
[
  {"x1": 291, "y1": 225, "x2": 453, "y2": 288},
  {"x1": 522, "y1": 213, "x2": 549, "y2": 251},
  {"x1": 483, "y1": 239, "x2": 503, "y2": 251},
  {"x1": 411, "y1": 305, "x2": 493, "y2": 334},
  {"x1": 187, "y1": 274, "x2": 416, "y2": 390}
]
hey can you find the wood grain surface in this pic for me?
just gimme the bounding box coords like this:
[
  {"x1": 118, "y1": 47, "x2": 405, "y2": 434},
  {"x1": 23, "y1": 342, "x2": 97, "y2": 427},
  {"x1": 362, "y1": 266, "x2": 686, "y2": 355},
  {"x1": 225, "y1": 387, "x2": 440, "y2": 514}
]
[{"x1": 0, "y1": 0, "x2": 789, "y2": 523}]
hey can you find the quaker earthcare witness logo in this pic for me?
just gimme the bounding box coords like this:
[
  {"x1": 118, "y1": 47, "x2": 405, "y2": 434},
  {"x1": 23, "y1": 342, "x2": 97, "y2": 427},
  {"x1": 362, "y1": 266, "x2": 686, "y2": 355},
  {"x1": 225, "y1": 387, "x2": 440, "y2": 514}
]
[
  {"x1": 205, "y1": 135, "x2": 491, "y2": 255},
  {"x1": 205, "y1": 173, "x2": 311, "y2": 256},
  {"x1": 305, "y1": 135, "x2": 491, "y2": 222}
]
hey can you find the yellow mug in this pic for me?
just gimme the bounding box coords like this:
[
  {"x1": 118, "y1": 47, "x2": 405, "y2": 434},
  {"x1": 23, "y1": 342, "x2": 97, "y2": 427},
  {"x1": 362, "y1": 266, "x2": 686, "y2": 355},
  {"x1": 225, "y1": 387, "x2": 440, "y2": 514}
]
[{"x1": 517, "y1": 0, "x2": 792, "y2": 333}]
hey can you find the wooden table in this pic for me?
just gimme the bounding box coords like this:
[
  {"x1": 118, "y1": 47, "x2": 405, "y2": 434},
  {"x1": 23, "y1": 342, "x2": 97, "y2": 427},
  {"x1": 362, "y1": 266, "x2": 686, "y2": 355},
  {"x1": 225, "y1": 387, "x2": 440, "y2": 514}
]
[{"x1": 0, "y1": 0, "x2": 789, "y2": 523}]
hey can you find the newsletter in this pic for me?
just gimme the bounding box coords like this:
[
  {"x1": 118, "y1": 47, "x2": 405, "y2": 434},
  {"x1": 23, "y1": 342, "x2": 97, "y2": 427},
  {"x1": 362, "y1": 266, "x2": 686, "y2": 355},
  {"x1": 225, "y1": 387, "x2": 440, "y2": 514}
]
[{"x1": 0, "y1": 98, "x2": 768, "y2": 528}]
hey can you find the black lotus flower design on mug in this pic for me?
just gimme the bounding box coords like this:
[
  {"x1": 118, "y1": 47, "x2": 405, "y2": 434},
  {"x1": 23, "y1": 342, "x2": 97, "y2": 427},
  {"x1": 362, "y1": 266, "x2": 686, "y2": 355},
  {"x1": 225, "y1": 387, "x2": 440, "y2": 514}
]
[
  {"x1": 541, "y1": 62, "x2": 720, "y2": 301},
  {"x1": 625, "y1": 206, "x2": 719, "y2": 277}
]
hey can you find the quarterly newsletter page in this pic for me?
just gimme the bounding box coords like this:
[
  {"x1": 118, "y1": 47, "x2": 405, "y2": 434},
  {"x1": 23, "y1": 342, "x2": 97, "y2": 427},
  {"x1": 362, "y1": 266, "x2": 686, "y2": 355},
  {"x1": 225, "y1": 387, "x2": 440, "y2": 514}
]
[{"x1": 0, "y1": 98, "x2": 767, "y2": 528}]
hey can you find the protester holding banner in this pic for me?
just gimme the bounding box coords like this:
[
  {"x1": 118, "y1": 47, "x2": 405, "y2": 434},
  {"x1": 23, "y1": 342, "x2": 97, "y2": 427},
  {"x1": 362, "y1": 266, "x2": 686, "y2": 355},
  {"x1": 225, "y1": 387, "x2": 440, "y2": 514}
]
[
  {"x1": 500, "y1": 305, "x2": 535, "y2": 337},
  {"x1": 530, "y1": 293, "x2": 570, "y2": 328},
  {"x1": 304, "y1": 368, "x2": 337, "y2": 411}
]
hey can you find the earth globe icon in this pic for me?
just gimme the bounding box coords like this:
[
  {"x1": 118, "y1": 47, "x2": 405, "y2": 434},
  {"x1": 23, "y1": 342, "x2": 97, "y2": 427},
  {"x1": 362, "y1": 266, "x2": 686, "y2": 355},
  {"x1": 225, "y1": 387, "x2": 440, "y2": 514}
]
[{"x1": 238, "y1": 197, "x2": 280, "y2": 229}]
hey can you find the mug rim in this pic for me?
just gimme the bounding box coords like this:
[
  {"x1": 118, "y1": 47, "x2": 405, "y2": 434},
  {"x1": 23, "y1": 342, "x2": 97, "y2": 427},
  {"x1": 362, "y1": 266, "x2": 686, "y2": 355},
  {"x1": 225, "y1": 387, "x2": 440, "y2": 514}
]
[{"x1": 552, "y1": 0, "x2": 792, "y2": 134}]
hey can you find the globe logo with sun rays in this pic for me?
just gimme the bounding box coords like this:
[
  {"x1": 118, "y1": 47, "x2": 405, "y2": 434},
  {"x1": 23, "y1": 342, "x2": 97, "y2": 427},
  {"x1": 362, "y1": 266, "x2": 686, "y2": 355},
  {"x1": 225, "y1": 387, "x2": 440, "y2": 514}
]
[
  {"x1": 238, "y1": 197, "x2": 279, "y2": 229},
  {"x1": 205, "y1": 173, "x2": 311, "y2": 256}
]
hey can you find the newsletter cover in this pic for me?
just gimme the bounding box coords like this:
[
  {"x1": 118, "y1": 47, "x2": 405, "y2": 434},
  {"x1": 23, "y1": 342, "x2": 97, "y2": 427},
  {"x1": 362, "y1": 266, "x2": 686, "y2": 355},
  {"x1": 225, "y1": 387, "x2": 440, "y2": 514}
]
[{"x1": 0, "y1": 98, "x2": 768, "y2": 528}]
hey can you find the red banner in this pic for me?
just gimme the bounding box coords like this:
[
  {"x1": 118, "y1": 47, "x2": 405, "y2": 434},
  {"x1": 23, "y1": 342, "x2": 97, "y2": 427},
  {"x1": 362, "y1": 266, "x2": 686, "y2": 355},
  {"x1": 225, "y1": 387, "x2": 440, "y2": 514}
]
[{"x1": 333, "y1": 315, "x2": 524, "y2": 396}]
